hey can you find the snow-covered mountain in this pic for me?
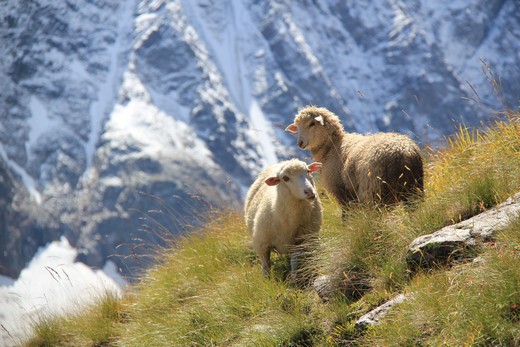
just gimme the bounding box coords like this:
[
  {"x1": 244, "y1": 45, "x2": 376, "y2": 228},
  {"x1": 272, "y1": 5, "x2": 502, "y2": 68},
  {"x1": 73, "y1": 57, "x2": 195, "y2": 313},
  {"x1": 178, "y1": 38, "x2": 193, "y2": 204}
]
[{"x1": 1, "y1": 0, "x2": 519, "y2": 279}]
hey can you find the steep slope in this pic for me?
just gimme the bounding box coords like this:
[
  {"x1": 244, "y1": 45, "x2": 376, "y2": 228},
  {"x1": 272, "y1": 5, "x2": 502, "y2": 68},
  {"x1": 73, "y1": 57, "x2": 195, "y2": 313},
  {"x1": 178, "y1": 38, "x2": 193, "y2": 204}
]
[{"x1": 0, "y1": 0, "x2": 519, "y2": 278}]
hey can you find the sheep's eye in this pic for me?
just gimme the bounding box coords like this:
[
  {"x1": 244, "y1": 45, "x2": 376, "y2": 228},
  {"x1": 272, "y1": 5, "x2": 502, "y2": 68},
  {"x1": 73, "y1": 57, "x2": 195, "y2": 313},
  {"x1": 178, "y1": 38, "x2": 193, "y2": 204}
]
[
  {"x1": 283, "y1": 176, "x2": 290, "y2": 182},
  {"x1": 309, "y1": 121, "x2": 315, "y2": 127}
]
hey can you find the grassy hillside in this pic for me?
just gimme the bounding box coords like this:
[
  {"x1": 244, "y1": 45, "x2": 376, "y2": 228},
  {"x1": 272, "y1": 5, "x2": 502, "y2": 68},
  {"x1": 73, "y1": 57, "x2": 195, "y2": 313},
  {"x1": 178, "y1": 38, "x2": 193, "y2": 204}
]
[{"x1": 23, "y1": 110, "x2": 520, "y2": 346}]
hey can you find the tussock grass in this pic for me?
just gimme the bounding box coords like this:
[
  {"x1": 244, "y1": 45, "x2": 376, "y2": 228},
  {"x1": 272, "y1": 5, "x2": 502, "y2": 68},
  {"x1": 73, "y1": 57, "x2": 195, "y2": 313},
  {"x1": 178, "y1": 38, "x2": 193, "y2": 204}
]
[
  {"x1": 23, "y1": 110, "x2": 520, "y2": 346},
  {"x1": 305, "y1": 201, "x2": 414, "y2": 299},
  {"x1": 419, "y1": 112, "x2": 520, "y2": 230}
]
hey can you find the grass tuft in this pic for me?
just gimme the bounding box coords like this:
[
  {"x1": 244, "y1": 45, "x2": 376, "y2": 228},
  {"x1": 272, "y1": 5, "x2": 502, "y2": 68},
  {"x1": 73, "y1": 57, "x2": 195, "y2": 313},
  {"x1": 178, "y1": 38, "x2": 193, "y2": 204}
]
[{"x1": 24, "y1": 291, "x2": 122, "y2": 347}]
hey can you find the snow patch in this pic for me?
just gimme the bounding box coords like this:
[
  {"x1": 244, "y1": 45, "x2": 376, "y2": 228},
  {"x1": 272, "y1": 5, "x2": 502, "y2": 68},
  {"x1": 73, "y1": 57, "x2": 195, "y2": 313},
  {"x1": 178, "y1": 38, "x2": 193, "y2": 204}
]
[
  {"x1": 105, "y1": 97, "x2": 212, "y2": 162},
  {"x1": 0, "y1": 237, "x2": 125, "y2": 346},
  {"x1": 0, "y1": 144, "x2": 41, "y2": 204},
  {"x1": 101, "y1": 176, "x2": 124, "y2": 187},
  {"x1": 248, "y1": 99, "x2": 278, "y2": 169},
  {"x1": 27, "y1": 96, "x2": 62, "y2": 154},
  {"x1": 85, "y1": 1, "x2": 135, "y2": 170},
  {"x1": 180, "y1": 1, "x2": 279, "y2": 169},
  {"x1": 283, "y1": 12, "x2": 321, "y2": 75}
]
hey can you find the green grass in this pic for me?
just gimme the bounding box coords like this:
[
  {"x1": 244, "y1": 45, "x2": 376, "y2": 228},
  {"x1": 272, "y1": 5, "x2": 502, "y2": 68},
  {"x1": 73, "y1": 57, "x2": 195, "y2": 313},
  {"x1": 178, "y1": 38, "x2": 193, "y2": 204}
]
[
  {"x1": 22, "y1": 111, "x2": 520, "y2": 346},
  {"x1": 24, "y1": 292, "x2": 122, "y2": 346}
]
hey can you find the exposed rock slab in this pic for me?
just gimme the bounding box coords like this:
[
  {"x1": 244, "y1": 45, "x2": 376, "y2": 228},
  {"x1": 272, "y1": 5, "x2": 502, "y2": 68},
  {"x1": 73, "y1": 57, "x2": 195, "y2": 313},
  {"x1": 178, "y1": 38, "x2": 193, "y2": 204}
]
[
  {"x1": 355, "y1": 293, "x2": 408, "y2": 329},
  {"x1": 407, "y1": 193, "x2": 520, "y2": 270}
]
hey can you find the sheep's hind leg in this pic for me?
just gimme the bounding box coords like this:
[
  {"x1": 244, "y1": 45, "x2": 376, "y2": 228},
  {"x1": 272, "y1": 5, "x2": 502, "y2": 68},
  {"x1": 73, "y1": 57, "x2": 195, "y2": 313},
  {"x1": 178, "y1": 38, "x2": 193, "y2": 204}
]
[{"x1": 259, "y1": 248, "x2": 271, "y2": 276}]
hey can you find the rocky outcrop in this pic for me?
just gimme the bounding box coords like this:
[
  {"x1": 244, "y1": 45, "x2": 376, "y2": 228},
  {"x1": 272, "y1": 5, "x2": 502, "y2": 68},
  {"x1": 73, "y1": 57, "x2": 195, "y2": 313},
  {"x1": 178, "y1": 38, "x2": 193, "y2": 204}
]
[
  {"x1": 407, "y1": 193, "x2": 520, "y2": 270},
  {"x1": 313, "y1": 194, "x2": 520, "y2": 305},
  {"x1": 351, "y1": 192, "x2": 520, "y2": 330},
  {"x1": 354, "y1": 294, "x2": 408, "y2": 330},
  {"x1": 0, "y1": 159, "x2": 72, "y2": 278}
]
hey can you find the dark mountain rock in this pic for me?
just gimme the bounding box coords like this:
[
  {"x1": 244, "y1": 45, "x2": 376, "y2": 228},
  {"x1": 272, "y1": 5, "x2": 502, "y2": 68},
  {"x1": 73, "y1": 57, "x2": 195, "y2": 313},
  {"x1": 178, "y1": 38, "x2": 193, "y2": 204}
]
[{"x1": 1, "y1": 0, "x2": 519, "y2": 278}]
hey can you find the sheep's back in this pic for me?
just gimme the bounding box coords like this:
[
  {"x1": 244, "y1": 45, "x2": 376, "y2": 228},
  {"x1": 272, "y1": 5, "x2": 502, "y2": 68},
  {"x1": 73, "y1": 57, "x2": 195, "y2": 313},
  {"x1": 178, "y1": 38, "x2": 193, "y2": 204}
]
[
  {"x1": 351, "y1": 133, "x2": 419, "y2": 167},
  {"x1": 345, "y1": 133, "x2": 423, "y2": 204}
]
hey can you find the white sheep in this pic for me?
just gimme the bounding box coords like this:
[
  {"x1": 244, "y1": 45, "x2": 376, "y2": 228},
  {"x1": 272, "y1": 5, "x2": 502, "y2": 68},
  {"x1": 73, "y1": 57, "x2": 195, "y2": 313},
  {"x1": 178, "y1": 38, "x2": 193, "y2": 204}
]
[
  {"x1": 286, "y1": 106, "x2": 424, "y2": 208},
  {"x1": 244, "y1": 159, "x2": 323, "y2": 276}
]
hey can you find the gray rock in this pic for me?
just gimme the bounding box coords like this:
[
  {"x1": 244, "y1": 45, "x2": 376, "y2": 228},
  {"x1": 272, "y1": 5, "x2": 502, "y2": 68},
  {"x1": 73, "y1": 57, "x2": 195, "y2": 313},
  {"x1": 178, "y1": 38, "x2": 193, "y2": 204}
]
[
  {"x1": 313, "y1": 275, "x2": 333, "y2": 301},
  {"x1": 355, "y1": 293, "x2": 408, "y2": 330},
  {"x1": 407, "y1": 193, "x2": 520, "y2": 270}
]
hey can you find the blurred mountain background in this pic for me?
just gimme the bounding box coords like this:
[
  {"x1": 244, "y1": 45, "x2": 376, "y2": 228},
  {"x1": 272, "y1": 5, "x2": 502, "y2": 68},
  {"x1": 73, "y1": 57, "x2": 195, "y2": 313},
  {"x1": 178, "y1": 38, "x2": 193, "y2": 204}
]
[{"x1": 1, "y1": 0, "x2": 519, "y2": 280}]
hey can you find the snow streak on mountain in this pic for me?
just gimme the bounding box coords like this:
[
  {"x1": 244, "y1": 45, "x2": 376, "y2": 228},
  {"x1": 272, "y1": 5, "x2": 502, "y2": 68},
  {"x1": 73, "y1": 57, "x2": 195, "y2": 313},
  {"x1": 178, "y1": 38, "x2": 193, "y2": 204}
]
[{"x1": 1, "y1": 0, "x2": 519, "y2": 278}]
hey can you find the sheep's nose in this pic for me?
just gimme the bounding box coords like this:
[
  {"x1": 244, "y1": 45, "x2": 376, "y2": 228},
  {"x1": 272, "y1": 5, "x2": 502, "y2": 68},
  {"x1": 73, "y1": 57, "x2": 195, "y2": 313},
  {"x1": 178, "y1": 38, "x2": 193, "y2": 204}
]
[{"x1": 304, "y1": 188, "x2": 315, "y2": 200}]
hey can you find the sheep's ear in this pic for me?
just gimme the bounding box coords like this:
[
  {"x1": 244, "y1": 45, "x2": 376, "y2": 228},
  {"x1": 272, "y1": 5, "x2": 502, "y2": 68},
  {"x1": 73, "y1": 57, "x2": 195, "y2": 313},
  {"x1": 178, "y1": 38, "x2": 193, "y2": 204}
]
[
  {"x1": 265, "y1": 177, "x2": 280, "y2": 186},
  {"x1": 315, "y1": 115, "x2": 324, "y2": 126},
  {"x1": 285, "y1": 123, "x2": 298, "y2": 134},
  {"x1": 307, "y1": 162, "x2": 322, "y2": 174}
]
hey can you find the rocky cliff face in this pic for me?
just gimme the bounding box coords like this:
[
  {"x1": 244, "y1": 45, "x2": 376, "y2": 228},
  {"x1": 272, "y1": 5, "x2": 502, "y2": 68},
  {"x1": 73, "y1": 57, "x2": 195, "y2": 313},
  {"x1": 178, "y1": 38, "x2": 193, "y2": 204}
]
[{"x1": 1, "y1": 0, "x2": 519, "y2": 278}]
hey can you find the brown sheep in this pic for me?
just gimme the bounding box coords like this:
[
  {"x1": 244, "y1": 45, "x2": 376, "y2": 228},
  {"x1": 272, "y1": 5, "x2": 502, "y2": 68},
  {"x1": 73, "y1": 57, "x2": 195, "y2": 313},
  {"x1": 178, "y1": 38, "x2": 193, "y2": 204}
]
[{"x1": 286, "y1": 106, "x2": 424, "y2": 208}]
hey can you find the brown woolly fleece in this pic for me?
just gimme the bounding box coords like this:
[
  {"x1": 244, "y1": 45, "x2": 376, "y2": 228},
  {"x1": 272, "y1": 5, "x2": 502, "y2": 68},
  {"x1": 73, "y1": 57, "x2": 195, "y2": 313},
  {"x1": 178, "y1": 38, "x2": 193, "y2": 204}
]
[{"x1": 287, "y1": 106, "x2": 424, "y2": 206}]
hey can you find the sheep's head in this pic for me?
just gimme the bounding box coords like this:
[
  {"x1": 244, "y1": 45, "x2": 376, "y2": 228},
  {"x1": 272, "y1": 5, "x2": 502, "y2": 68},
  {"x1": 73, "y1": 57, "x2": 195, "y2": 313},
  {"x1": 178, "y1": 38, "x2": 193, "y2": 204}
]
[
  {"x1": 265, "y1": 160, "x2": 321, "y2": 200},
  {"x1": 285, "y1": 106, "x2": 343, "y2": 151}
]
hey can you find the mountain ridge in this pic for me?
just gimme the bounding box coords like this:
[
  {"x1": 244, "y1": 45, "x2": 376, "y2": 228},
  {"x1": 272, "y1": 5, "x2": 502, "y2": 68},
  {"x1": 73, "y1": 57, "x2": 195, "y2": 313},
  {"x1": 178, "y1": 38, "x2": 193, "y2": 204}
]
[{"x1": 1, "y1": 0, "x2": 519, "y2": 278}]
